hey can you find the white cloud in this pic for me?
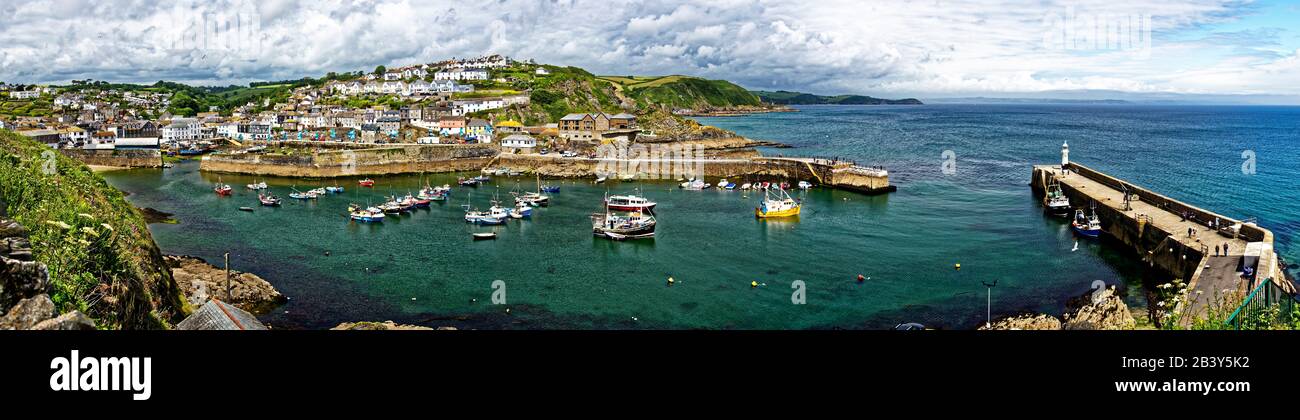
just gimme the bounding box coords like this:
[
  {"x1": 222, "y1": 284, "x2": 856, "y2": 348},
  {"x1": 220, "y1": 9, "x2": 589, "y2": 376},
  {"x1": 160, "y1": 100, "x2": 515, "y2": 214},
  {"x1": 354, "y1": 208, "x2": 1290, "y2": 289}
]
[{"x1": 0, "y1": 0, "x2": 1294, "y2": 100}]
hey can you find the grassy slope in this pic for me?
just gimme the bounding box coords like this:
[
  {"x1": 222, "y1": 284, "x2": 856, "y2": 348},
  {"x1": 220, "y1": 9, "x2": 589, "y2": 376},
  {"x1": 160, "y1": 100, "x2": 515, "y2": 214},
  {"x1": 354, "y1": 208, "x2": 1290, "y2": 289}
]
[
  {"x1": 599, "y1": 75, "x2": 762, "y2": 110},
  {"x1": 0, "y1": 130, "x2": 186, "y2": 328}
]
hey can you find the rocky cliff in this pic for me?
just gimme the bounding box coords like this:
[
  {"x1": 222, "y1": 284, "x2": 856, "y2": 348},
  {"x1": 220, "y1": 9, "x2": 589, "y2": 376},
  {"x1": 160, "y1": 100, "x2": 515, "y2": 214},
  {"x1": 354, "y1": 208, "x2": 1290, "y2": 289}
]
[{"x1": 0, "y1": 130, "x2": 187, "y2": 329}]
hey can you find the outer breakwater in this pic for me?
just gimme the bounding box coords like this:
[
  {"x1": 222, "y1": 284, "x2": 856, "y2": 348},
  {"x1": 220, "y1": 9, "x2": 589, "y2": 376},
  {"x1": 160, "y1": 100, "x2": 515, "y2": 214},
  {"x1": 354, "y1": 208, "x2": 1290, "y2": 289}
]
[{"x1": 1031, "y1": 163, "x2": 1290, "y2": 321}]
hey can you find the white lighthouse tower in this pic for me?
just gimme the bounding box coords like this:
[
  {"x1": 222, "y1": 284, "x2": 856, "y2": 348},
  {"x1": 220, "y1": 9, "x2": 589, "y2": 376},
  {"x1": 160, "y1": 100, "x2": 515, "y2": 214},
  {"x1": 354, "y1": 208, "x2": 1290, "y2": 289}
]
[{"x1": 1061, "y1": 141, "x2": 1070, "y2": 174}]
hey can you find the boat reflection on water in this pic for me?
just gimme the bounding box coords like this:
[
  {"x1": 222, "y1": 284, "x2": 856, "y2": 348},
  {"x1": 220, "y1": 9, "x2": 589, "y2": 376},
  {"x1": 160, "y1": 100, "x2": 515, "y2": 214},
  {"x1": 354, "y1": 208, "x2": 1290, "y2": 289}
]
[{"x1": 756, "y1": 215, "x2": 799, "y2": 240}]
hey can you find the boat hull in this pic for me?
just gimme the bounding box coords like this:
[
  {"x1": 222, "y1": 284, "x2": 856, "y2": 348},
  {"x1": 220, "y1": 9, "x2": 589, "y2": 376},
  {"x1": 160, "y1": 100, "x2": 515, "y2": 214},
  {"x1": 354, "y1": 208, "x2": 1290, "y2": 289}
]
[{"x1": 755, "y1": 205, "x2": 801, "y2": 218}]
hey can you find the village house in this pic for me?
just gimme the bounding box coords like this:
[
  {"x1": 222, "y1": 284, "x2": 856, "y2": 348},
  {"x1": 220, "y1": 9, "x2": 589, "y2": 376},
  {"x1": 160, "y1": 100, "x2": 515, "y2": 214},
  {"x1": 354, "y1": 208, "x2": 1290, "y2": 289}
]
[
  {"x1": 494, "y1": 120, "x2": 524, "y2": 134},
  {"x1": 558, "y1": 112, "x2": 638, "y2": 142},
  {"x1": 58, "y1": 126, "x2": 88, "y2": 148},
  {"x1": 454, "y1": 98, "x2": 505, "y2": 114},
  {"x1": 114, "y1": 120, "x2": 161, "y2": 148},
  {"x1": 437, "y1": 117, "x2": 466, "y2": 136},
  {"x1": 535, "y1": 67, "x2": 551, "y2": 76},
  {"x1": 434, "y1": 68, "x2": 489, "y2": 81},
  {"x1": 466, "y1": 118, "x2": 493, "y2": 142},
  {"x1": 87, "y1": 130, "x2": 117, "y2": 150},
  {"x1": 376, "y1": 117, "x2": 401, "y2": 134},
  {"x1": 500, "y1": 133, "x2": 537, "y2": 151},
  {"x1": 9, "y1": 90, "x2": 40, "y2": 99}
]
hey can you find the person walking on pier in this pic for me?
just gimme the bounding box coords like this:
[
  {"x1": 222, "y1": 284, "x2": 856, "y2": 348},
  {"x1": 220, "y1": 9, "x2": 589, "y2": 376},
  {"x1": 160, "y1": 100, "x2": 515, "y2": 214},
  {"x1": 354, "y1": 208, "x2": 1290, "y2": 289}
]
[
  {"x1": 1215, "y1": 244, "x2": 1220, "y2": 257},
  {"x1": 1223, "y1": 243, "x2": 1230, "y2": 256}
]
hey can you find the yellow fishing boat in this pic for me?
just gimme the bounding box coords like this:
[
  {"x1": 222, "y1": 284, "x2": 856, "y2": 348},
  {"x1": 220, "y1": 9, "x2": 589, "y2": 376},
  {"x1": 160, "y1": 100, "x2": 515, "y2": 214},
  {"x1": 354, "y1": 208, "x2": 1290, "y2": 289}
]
[{"x1": 755, "y1": 185, "x2": 801, "y2": 218}]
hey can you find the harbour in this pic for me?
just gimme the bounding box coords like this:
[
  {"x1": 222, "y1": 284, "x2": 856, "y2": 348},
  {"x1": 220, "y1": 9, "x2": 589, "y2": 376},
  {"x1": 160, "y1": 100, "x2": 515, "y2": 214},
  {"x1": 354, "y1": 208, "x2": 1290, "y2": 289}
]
[{"x1": 96, "y1": 104, "x2": 1300, "y2": 330}]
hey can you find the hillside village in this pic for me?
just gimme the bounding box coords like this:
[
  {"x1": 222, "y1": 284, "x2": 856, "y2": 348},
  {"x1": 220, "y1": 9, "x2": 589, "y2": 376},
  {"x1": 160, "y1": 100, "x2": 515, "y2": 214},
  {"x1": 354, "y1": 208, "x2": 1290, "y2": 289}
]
[{"x1": 1, "y1": 54, "x2": 768, "y2": 157}]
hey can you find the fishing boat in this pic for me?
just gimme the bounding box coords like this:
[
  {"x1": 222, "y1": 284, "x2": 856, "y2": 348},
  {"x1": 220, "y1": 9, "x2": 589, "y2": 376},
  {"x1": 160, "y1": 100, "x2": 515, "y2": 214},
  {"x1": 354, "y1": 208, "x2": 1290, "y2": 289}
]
[
  {"x1": 718, "y1": 179, "x2": 733, "y2": 190},
  {"x1": 473, "y1": 175, "x2": 491, "y2": 184},
  {"x1": 724, "y1": 182, "x2": 737, "y2": 190},
  {"x1": 594, "y1": 176, "x2": 607, "y2": 184},
  {"x1": 740, "y1": 183, "x2": 752, "y2": 190},
  {"x1": 592, "y1": 208, "x2": 657, "y2": 240},
  {"x1": 541, "y1": 184, "x2": 561, "y2": 193},
  {"x1": 246, "y1": 181, "x2": 268, "y2": 190},
  {"x1": 1043, "y1": 181, "x2": 1071, "y2": 216},
  {"x1": 620, "y1": 173, "x2": 635, "y2": 181},
  {"x1": 238, "y1": 206, "x2": 254, "y2": 212},
  {"x1": 289, "y1": 188, "x2": 317, "y2": 200},
  {"x1": 604, "y1": 193, "x2": 657, "y2": 212},
  {"x1": 755, "y1": 185, "x2": 801, "y2": 218},
  {"x1": 1071, "y1": 205, "x2": 1102, "y2": 238},
  {"x1": 458, "y1": 177, "x2": 479, "y2": 187},
  {"x1": 510, "y1": 202, "x2": 533, "y2": 219},
  {"x1": 472, "y1": 232, "x2": 497, "y2": 240},
  {"x1": 350, "y1": 206, "x2": 385, "y2": 222},
  {"x1": 379, "y1": 196, "x2": 412, "y2": 214},
  {"x1": 463, "y1": 194, "x2": 507, "y2": 225},
  {"x1": 407, "y1": 193, "x2": 432, "y2": 208},
  {"x1": 325, "y1": 185, "x2": 345, "y2": 194},
  {"x1": 308, "y1": 187, "x2": 327, "y2": 195},
  {"x1": 258, "y1": 193, "x2": 281, "y2": 206},
  {"x1": 214, "y1": 182, "x2": 233, "y2": 196},
  {"x1": 798, "y1": 181, "x2": 813, "y2": 190},
  {"x1": 358, "y1": 178, "x2": 376, "y2": 187},
  {"x1": 513, "y1": 174, "x2": 551, "y2": 207}
]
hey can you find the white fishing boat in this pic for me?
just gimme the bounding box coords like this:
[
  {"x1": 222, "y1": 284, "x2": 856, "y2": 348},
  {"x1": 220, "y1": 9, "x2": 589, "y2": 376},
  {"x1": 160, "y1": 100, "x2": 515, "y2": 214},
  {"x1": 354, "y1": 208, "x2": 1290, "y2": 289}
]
[
  {"x1": 1043, "y1": 181, "x2": 1071, "y2": 216},
  {"x1": 798, "y1": 181, "x2": 813, "y2": 190},
  {"x1": 350, "y1": 207, "x2": 385, "y2": 222},
  {"x1": 246, "y1": 181, "x2": 268, "y2": 190}
]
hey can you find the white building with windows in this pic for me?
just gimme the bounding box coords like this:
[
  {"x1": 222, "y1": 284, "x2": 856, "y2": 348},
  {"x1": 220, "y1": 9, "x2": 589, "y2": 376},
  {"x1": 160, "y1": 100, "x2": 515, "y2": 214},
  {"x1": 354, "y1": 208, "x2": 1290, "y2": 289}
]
[
  {"x1": 434, "y1": 68, "x2": 488, "y2": 81},
  {"x1": 500, "y1": 134, "x2": 536, "y2": 150},
  {"x1": 162, "y1": 118, "x2": 202, "y2": 142},
  {"x1": 9, "y1": 90, "x2": 39, "y2": 99}
]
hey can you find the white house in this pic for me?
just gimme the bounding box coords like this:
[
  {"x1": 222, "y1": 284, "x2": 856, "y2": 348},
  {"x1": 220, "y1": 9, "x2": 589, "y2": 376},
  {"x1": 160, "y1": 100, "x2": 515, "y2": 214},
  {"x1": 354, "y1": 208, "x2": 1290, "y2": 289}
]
[
  {"x1": 535, "y1": 67, "x2": 551, "y2": 76},
  {"x1": 434, "y1": 68, "x2": 489, "y2": 81},
  {"x1": 500, "y1": 134, "x2": 536, "y2": 149},
  {"x1": 454, "y1": 98, "x2": 505, "y2": 114},
  {"x1": 9, "y1": 90, "x2": 39, "y2": 99}
]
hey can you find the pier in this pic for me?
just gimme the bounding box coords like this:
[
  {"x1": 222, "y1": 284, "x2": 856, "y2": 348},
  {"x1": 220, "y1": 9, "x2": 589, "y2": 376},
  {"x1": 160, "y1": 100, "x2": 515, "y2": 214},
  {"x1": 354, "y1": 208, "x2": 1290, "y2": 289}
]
[{"x1": 1031, "y1": 162, "x2": 1291, "y2": 322}]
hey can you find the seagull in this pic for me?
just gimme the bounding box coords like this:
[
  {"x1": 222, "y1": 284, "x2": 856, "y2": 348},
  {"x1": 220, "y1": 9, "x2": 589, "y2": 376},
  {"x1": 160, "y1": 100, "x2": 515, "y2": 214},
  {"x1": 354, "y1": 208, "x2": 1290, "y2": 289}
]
[{"x1": 1071, "y1": 240, "x2": 1079, "y2": 252}]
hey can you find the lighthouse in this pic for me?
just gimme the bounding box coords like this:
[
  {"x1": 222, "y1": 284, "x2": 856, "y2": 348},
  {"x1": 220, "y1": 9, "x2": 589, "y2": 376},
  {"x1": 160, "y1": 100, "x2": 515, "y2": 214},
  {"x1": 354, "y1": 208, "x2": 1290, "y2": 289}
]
[{"x1": 1061, "y1": 141, "x2": 1070, "y2": 174}]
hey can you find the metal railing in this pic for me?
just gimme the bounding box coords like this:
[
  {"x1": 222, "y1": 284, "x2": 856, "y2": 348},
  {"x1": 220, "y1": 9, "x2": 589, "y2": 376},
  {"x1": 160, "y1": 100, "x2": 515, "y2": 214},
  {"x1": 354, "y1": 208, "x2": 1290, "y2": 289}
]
[{"x1": 1224, "y1": 278, "x2": 1300, "y2": 330}]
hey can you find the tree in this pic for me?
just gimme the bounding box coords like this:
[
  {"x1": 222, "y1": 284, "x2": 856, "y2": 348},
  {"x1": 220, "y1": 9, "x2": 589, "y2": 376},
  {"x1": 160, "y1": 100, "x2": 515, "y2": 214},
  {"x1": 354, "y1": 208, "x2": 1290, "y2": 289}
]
[{"x1": 374, "y1": 65, "x2": 386, "y2": 75}]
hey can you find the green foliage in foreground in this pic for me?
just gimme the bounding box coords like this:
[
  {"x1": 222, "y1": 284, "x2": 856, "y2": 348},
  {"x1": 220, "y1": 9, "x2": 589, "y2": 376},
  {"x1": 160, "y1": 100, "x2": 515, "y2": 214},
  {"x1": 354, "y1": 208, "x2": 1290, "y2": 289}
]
[{"x1": 0, "y1": 130, "x2": 186, "y2": 328}]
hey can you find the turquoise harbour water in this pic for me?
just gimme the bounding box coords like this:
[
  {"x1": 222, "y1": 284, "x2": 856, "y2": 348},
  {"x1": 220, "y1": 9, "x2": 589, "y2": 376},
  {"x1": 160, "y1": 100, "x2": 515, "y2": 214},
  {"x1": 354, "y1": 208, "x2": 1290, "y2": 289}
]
[{"x1": 101, "y1": 104, "x2": 1299, "y2": 329}]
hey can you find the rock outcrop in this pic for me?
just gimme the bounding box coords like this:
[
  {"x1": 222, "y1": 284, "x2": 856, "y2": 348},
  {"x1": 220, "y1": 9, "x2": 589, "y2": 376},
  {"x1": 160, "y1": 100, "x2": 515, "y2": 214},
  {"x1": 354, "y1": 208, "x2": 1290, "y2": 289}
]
[
  {"x1": 331, "y1": 321, "x2": 449, "y2": 331},
  {"x1": 0, "y1": 218, "x2": 96, "y2": 330},
  {"x1": 165, "y1": 255, "x2": 286, "y2": 315},
  {"x1": 1063, "y1": 286, "x2": 1138, "y2": 330},
  {"x1": 979, "y1": 314, "x2": 1063, "y2": 330},
  {"x1": 980, "y1": 286, "x2": 1138, "y2": 331}
]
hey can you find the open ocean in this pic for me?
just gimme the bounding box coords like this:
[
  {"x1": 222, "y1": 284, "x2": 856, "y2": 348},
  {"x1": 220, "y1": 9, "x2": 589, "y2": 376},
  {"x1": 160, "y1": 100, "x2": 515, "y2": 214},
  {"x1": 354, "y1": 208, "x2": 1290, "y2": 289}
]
[{"x1": 101, "y1": 104, "x2": 1300, "y2": 329}]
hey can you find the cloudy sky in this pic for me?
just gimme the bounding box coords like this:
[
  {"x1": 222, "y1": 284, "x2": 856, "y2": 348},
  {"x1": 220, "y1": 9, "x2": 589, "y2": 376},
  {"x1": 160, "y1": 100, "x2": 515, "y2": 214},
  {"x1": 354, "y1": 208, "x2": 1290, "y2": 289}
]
[{"x1": 1, "y1": 0, "x2": 1298, "y2": 102}]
